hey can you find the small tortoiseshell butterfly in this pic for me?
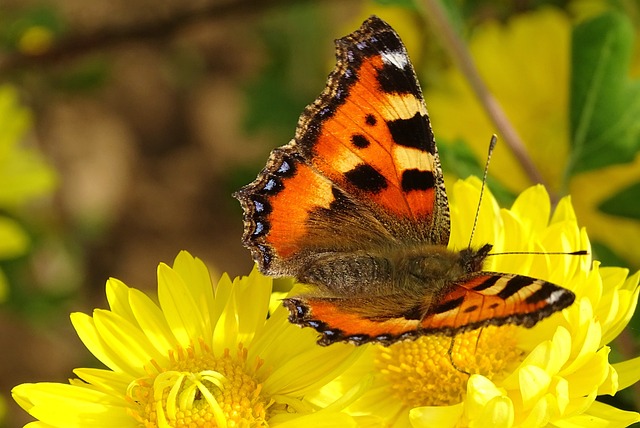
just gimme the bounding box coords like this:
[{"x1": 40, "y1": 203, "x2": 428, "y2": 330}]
[{"x1": 234, "y1": 16, "x2": 575, "y2": 346}]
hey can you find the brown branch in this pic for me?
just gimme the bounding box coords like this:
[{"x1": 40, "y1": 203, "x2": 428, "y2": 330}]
[
  {"x1": 0, "y1": 0, "x2": 316, "y2": 74},
  {"x1": 418, "y1": 0, "x2": 556, "y2": 202}
]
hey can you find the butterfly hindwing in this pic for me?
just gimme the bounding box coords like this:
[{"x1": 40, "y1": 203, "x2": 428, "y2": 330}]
[
  {"x1": 418, "y1": 273, "x2": 575, "y2": 332},
  {"x1": 284, "y1": 272, "x2": 575, "y2": 346}
]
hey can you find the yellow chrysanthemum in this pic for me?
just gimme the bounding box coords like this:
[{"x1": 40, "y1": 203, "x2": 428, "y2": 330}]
[
  {"x1": 312, "y1": 178, "x2": 640, "y2": 427},
  {"x1": 12, "y1": 252, "x2": 363, "y2": 427}
]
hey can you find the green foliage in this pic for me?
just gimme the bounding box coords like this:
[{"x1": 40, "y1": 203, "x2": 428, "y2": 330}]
[
  {"x1": 0, "y1": 217, "x2": 29, "y2": 259},
  {"x1": 591, "y1": 240, "x2": 633, "y2": 269},
  {"x1": 438, "y1": 138, "x2": 516, "y2": 206},
  {"x1": 0, "y1": 85, "x2": 57, "y2": 302},
  {"x1": 243, "y1": 6, "x2": 333, "y2": 141},
  {"x1": 49, "y1": 57, "x2": 111, "y2": 93},
  {"x1": 0, "y1": 5, "x2": 64, "y2": 52},
  {"x1": 0, "y1": 86, "x2": 56, "y2": 207},
  {"x1": 599, "y1": 181, "x2": 640, "y2": 220},
  {"x1": 569, "y1": 11, "x2": 640, "y2": 175}
]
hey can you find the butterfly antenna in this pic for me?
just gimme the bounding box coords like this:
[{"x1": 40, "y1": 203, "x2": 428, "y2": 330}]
[
  {"x1": 468, "y1": 135, "x2": 498, "y2": 249},
  {"x1": 487, "y1": 250, "x2": 589, "y2": 257}
]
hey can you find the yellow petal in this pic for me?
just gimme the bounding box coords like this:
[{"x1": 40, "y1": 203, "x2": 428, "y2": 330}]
[
  {"x1": 12, "y1": 383, "x2": 135, "y2": 428},
  {"x1": 473, "y1": 396, "x2": 514, "y2": 428},
  {"x1": 93, "y1": 309, "x2": 164, "y2": 374},
  {"x1": 409, "y1": 403, "x2": 464, "y2": 428},
  {"x1": 519, "y1": 366, "x2": 551, "y2": 409},
  {"x1": 554, "y1": 400, "x2": 640, "y2": 427},
  {"x1": 466, "y1": 375, "x2": 504, "y2": 418},
  {"x1": 71, "y1": 312, "x2": 128, "y2": 374},
  {"x1": 171, "y1": 251, "x2": 216, "y2": 339},
  {"x1": 105, "y1": 278, "x2": 135, "y2": 323},
  {"x1": 128, "y1": 286, "x2": 177, "y2": 356},
  {"x1": 157, "y1": 263, "x2": 206, "y2": 347},
  {"x1": 72, "y1": 368, "x2": 131, "y2": 395}
]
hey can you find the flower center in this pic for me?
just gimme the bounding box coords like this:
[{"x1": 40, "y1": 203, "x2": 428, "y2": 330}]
[
  {"x1": 375, "y1": 326, "x2": 523, "y2": 407},
  {"x1": 128, "y1": 343, "x2": 267, "y2": 427}
]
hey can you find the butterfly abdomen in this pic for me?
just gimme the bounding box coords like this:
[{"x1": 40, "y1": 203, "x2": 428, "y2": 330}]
[{"x1": 298, "y1": 251, "x2": 394, "y2": 295}]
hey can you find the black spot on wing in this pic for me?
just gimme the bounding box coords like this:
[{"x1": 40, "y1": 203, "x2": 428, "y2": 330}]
[
  {"x1": 432, "y1": 297, "x2": 464, "y2": 314},
  {"x1": 345, "y1": 164, "x2": 388, "y2": 193},
  {"x1": 376, "y1": 60, "x2": 421, "y2": 95},
  {"x1": 464, "y1": 305, "x2": 479, "y2": 313},
  {"x1": 401, "y1": 169, "x2": 435, "y2": 192},
  {"x1": 365, "y1": 114, "x2": 377, "y2": 126},
  {"x1": 351, "y1": 134, "x2": 370, "y2": 148},
  {"x1": 497, "y1": 276, "x2": 535, "y2": 300},
  {"x1": 386, "y1": 112, "x2": 435, "y2": 153}
]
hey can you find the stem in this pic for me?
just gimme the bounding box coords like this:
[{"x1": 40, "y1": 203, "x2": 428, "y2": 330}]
[{"x1": 417, "y1": 0, "x2": 557, "y2": 203}]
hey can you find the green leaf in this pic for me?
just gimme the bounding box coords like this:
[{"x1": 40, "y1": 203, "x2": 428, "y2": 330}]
[
  {"x1": 0, "y1": 86, "x2": 57, "y2": 207},
  {"x1": 569, "y1": 11, "x2": 640, "y2": 175},
  {"x1": 0, "y1": 5, "x2": 65, "y2": 52},
  {"x1": 439, "y1": 138, "x2": 516, "y2": 206},
  {"x1": 243, "y1": 7, "x2": 331, "y2": 140},
  {"x1": 598, "y1": 180, "x2": 640, "y2": 220},
  {"x1": 591, "y1": 240, "x2": 633, "y2": 270}
]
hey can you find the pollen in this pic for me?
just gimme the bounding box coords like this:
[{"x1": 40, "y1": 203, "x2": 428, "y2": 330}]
[
  {"x1": 128, "y1": 342, "x2": 267, "y2": 427},
  {"x1": 374, "y1": 326, "x2": 524, "y2": 407}
]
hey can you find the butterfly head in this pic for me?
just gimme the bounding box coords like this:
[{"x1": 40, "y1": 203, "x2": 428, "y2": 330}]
[{"x1": 458, "y1": 243, "x2": 493, "y2": 274}]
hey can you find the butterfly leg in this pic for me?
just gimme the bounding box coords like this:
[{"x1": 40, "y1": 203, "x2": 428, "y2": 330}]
[{"x1": 447, "y1": 336, "x2": 470, "y2": 375}]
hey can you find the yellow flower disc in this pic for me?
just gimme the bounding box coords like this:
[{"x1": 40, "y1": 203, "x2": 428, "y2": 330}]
[
  {"x1": 128, "y1": 343, "x2": 267, "y2": 427},
  {"x1": 375, "y1": 326, "x2": 523, "y2": 407}
]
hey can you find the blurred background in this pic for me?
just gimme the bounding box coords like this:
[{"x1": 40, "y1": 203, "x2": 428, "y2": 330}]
[{"x1": 0, "y1": 0, "x2": 638, "y2": 426}]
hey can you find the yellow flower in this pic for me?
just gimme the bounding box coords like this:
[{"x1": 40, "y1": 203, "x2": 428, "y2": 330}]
[
  {"x1": 12, "y1": 251, "x2": 362, "y2": 427},
  {"x1": 312, "y1": 178, "x2": 640, "y2": 427}
]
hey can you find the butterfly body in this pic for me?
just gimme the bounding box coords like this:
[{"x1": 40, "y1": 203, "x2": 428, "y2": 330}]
[
  {"x1": 235, "y1": 16, "x2": 575, "y2": 346},
  {"x1": 295, "y1": 243, "x2": 485, "y2": 299}
]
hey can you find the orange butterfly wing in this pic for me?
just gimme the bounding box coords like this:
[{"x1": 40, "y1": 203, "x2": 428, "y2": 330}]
[
  {"x1": 284, "y1": 273, "x2": 575, "y2": 345},
  {"x1": 234, "y1": 16, "x2": 449, "y2": 277}
]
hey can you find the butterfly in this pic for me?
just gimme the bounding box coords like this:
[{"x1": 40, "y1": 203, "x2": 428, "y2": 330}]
[{"x1": 234, "y1": 16, "x2": 575, "y2": 346}]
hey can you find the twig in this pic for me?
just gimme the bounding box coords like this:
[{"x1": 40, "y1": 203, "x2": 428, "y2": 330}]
[
  {"x1": 418, "y1": 0, "x2": 556, "y2": 202},
  {"x1": 0, "y1": 0, "x2": 313, "y2": 74}
]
